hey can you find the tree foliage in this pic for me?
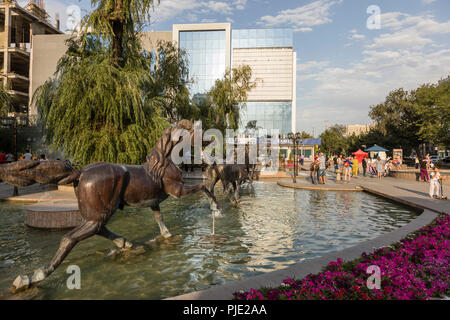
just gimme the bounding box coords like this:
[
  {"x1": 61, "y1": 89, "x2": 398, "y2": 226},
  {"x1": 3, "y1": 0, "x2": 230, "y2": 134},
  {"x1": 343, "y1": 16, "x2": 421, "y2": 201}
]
[
  {"x1": 34, "y1": 0, "x2": 193, "y2": 166},
  {"x1": 299, "y1": 131, "x2": 313, "y2": 139},
  {"x1": 369, "y1": 79, "x2": 449, "y2": 155},
  {"x1": 207, "y1": 65, "x2": 256, "y2": 132},
  {"x1": 319, "y1": 125, "x2": 348, "y2": 155},
  {"x1": 414, "y1": 81, "x2": 450, "y2": 150},
  {"x1": 318, "y1": 78, "x2": 449, "y2": 158}
]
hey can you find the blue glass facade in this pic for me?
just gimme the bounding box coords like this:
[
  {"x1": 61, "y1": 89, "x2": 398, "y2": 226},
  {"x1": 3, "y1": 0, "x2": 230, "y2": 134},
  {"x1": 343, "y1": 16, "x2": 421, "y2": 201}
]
[
  {"x1": 232, "y1": 28, "x2": 293, "y2": 49},
  {"x1": 179, "y1": 30, "x2": 227, "y2": 95},
  {"x1": 232, "y1": 28, "x2": 294, "y2": 135},
  {"x1": 177, "y1": 26, "x2": 294, "y2": 135},
  {"x1": 240, "y1": 102, "x2": 292, "y2": 134}
]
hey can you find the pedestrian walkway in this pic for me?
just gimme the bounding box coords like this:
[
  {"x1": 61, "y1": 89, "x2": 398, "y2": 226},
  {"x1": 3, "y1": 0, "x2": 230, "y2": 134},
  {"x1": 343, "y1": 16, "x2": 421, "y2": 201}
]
[{"x1": 279, "y1": 174, "x2": 449, "y2": 214}]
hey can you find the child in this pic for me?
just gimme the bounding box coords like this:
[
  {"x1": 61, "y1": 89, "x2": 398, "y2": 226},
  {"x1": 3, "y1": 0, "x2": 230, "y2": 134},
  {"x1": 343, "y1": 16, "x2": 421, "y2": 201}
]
[
  {"x1": 429, "y1": 167, "x2": 441, "y2": 199},
  {"x1": 343, "y1": 157, "x2": 353, "y2": 183}
]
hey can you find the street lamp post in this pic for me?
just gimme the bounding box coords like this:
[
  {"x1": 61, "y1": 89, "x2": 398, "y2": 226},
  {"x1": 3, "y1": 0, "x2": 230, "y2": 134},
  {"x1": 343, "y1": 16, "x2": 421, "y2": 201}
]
[
  {"x1": 288, "y1": 132, "x2": 302, "y2": 183},
  {"x1": 1, "y1": 114, "x2": 28, "y2": 196}
]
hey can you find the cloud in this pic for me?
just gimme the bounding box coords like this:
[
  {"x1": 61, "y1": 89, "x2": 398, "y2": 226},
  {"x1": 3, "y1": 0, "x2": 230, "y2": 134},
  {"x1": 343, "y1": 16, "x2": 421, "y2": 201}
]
[
  {"x1": 151, "y1": 0, "x2": 246, "y2": 25},
  {"x1": 296, "y1": 11, "x2": 450, "y2": 134},
  {"x1": 422, "y1": 0, "x2": 437, "y2": 4},
  {"x1": 257, "y1": 0, "x2": 342, "y2": 32},
  {"x1": 297, "y1": 60, "x2": 329, "y2": 72},
  {"x1": 348, "y1": 30, "x2": 365, "y2": 40},
  {"x1": 233, "y1": 0, "x2": 247, "y2": 10},
  {"x1": 368, "y1": 13, "x2": 450, "y2": 50}
]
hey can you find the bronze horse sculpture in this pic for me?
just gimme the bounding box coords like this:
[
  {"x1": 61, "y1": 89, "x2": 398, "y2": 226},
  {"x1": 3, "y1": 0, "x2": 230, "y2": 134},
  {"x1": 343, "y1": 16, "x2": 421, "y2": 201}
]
[
  {"x1": 0, "y1": 159, "x2": 80, "y2": 188},
  {"x1": 205, "y1": 145, "x2": 258, "y2": 205},
  {"x1": 205, "y1": 163, "x2": 254, "y2": 205},
  {"x1": 3, "y1": 120, "x2": 221, "y2": 292}
]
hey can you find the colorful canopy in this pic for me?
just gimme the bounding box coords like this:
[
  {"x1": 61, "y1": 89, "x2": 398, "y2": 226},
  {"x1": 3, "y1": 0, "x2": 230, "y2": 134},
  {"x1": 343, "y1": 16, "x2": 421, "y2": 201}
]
[
  {"x1": 352, "y1": 149, "x2": 368, "y2": 163},
  {"x1": 365, "y1": 145, "x2": 388, "y2": 152}
]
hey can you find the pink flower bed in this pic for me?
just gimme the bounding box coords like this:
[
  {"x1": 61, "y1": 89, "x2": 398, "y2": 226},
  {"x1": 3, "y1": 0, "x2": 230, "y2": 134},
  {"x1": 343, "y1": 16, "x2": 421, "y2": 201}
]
[{"x1": 234, "y1": 214, "x2": 449, "y2": 300}]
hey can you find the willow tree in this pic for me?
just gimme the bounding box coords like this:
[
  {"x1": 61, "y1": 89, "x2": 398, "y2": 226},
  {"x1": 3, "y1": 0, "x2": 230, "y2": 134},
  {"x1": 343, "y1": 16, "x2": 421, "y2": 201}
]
[
  {"x1": 34, "y1": 0, "x2": 190, "y2": 166},
  {"x1": 207, "y1": 65, "x2": 256, "y2": 132}
]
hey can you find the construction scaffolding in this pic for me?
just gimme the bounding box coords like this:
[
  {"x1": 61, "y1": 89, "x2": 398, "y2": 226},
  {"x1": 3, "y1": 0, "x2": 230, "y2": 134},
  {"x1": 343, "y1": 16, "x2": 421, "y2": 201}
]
[{"x1": 0, "y1": 0, "x2": 61, "y2": 118}]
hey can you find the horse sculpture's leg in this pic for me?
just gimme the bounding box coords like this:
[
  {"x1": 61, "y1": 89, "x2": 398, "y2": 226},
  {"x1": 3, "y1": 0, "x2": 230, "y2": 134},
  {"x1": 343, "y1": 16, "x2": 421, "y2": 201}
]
[
  {"x1": 224, "y1": 182, "x2": 238, "y2": 205},
  {"x1": 234, "y1": 182, "x2": 241, "y2": 202},
  {"x1": 151, "y1": 205, "x2": 172, "y2": 239},
  {"x1": 98, "y1": 226, "x2": 133, "y2": 249},
  {"x1": 12, "y1": 220, "x2": 101, "y2": 292},
  {"x1": 166, "y1": 181, "x2": 222, "y2": 217}
]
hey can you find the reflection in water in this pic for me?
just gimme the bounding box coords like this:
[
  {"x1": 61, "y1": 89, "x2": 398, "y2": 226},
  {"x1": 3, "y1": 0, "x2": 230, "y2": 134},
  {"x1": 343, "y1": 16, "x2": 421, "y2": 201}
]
[{"x1": 0, "y1": 182, "x2": 419, "y2": 299}]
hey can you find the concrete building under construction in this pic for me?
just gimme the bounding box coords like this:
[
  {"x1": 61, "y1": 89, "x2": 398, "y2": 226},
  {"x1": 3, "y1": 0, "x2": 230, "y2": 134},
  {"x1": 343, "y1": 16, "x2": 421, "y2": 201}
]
[{"x1": 0, "y1": 0, "x2": 61, "y2": 118}]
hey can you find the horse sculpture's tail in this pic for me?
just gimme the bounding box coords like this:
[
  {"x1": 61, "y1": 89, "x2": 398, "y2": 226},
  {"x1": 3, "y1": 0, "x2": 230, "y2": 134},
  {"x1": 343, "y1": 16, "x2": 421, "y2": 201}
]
[{"x1": 0, "y1": 160, "x2": 81, "y2": 188}]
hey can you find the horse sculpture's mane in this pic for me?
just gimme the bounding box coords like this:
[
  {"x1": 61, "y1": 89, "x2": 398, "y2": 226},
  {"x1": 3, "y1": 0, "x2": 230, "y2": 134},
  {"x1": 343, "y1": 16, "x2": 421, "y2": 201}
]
[{"x1": 143, "y1": 120, "x2": 193, "y2": 185}]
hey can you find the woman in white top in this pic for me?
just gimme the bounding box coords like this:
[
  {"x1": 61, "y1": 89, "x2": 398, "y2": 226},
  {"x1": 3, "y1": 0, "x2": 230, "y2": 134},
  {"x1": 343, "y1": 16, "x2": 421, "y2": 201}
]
[{"x1": 429, "y1": 167, "x2": 441, "y2": 199}]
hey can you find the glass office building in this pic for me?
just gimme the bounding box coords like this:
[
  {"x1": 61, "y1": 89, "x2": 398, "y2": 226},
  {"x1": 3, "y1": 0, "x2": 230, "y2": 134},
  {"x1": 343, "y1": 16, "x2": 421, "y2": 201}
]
[
  {"x1": 240, "y1": 102, "x2": 292, "y2": 134},
  {"x1": 179, "y1": 30, "x2": 227, "y2": 95},
  {"x1": 175, "y1": 24, "x2": 295, "y2": 135},
  {"x1": 232, "y1": 28, "x2": 293, "y2": 48},
  {"x1": 232, "y1": 28, "x2": 294, "y2": 135}
]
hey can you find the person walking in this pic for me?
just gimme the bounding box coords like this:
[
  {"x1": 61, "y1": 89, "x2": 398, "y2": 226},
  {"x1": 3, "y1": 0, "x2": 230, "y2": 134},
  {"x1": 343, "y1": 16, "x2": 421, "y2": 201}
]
[
  {"x1": 429, "y1": 167, "x2": 441, "y2": 199},
  {"x1": 414, "y1": 156, "x2": 420, "y2": 169},
  {"x1": 376, "y1": 156, "x2": 384, "y2": 180},
  {"x1": 362, "y1": 157, "x2": 367, "y2": 177},
  {"x1": 352, "y1": 156, "x2": 359, "y2": 176},
  {"x1": 318, "y1": 152, "x2": 327, "y2": 184},
  {"x1": 420, "y1": 158, "x2": 429, "y2": 182}
]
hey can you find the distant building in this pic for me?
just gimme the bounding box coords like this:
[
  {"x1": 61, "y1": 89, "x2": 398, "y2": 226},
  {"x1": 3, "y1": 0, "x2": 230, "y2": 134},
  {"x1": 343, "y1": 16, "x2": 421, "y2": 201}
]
[
  {"x1": 0, "y1": 0, "x2": 61, "y2": 117},
  {"x1": 344, "y1": 124, "x2": 374, "y2": 136},
  {"x1": 438, "y1": 75, "x2": 449, "y2": 85}
]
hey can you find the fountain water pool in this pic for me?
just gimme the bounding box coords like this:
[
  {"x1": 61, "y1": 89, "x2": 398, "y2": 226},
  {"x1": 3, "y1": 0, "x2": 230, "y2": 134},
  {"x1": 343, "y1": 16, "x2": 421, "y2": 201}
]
[{"x1": 0, "y1": 181, "x2": 420, "y2": 299}]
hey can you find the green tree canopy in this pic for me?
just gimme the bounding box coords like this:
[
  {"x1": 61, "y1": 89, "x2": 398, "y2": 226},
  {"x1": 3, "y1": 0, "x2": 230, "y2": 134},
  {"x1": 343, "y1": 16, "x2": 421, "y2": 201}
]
[
  {"x1": 415, "y1": 80, "x2": 450, "y2": 150},
  {"x1": 369, "y1": 88, "x2": 422, "y2": 156},
  {"x1": 207, "y1": 65, "x2": 256, "y2": 132},
  {"x1": 33, "y1": 0, "x2": 192, "y2": 166},
  {"x1": 299, "y1": 131, "x2": 313, "y2": 139},
  {"x1": 319, "y1": 124, "x2": 349, "y2": 155}
]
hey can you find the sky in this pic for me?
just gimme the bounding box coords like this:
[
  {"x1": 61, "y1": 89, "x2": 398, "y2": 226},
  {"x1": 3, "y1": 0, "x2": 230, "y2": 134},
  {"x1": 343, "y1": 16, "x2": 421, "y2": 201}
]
[{"x1": 20, "y1": 0, "x2": 450, "y2": 136}]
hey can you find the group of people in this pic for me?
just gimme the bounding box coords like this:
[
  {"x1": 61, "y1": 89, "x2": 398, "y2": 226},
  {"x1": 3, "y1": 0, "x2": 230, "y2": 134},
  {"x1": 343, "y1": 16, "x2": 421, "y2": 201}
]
[
  {"x1": 416, "y1": 154, "x2": 436, "y2": 182},
  {"x1": 312, "y1": 153, "x2": 396, "y2": 184},
  {"x1": 0, "y1": 150, "x2": 48, "y2": 163},
  {"x1": 329, "y1": 154, "x2": 385, "y2": 183},
  {"x1": 413, "y1": 153, "x2": 444, "y2": 200}
]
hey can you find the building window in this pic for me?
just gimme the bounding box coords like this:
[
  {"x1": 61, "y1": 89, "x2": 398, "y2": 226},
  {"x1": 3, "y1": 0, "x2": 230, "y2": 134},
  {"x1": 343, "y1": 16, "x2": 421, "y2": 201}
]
[{"x1": 179, "y1": 30, "x2": 226, "y2": 96}]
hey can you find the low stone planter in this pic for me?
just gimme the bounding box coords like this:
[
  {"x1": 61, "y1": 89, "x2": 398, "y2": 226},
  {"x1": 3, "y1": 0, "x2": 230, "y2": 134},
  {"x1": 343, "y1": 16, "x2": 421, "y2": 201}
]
[
  {"x1": 26, "y1": 200, "x2": 82, "y2": 229},
  {"x1": 390, "y1": 169, "x2": 449, "y2": 185}
]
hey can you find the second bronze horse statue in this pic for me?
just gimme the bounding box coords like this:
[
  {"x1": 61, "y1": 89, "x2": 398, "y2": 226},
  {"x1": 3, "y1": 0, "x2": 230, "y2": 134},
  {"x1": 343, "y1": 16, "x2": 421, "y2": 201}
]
[{"x1": 7, "y1": 120, "x2": 221, "y2": 292}]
